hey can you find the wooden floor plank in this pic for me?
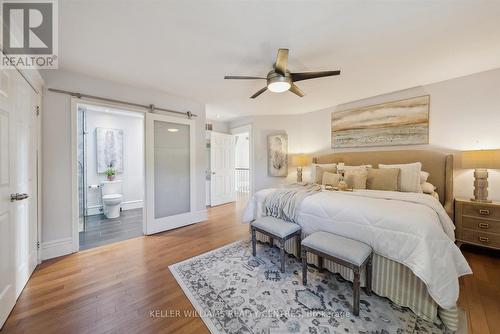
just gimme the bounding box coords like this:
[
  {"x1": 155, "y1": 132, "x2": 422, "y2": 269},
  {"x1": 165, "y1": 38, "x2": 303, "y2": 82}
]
[{"x1": 1, "y1": 202, "x2": 499, "y2": 333}]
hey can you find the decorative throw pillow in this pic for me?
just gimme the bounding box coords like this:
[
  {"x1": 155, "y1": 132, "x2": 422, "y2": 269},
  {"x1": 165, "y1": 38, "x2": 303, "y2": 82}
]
[
  {"x1": 366, "y1": 168, "x2": 400, "y2": 191},
  {"x1": 313, "y1": 164, "x2": 337, "y2": 183},
  {"x1": 379, "y1": 162, "x2": 422, "y2": 193},
  {"x1": 322, "y1": 172, "x2": 341, "y2": 186},
  {"x1": 344, "y1": 169, "x2": 368, "y2": 189},
  {"x1": 421, "y1": 182, "x2": 436, "y2": 194},
  {"x1": 420, "y1": 171, "x2": 430, "y2": 184}
]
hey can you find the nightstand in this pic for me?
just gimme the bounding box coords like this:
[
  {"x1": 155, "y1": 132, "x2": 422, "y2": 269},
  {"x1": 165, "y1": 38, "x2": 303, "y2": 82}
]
[{"x1": 455, "y1": 198, "x2": 500, "y2": 250}]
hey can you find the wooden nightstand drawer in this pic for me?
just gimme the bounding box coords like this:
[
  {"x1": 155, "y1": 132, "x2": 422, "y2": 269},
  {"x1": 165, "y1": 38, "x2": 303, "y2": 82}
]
[
  {"x1": 462, "y1": 229, "x2": 500, "y2": 248},
  {"x1": 462, "y1": 203, "x2": 500, "y2": 220},
  {"x1": 462, "y1": 216, "x2": 500, "y2": 234},
  {"x1": 455, "y1": 198, "x2": 500, "y2": 250}
]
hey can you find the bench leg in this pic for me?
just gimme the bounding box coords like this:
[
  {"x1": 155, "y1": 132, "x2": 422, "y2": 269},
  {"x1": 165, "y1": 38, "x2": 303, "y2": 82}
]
[
  {"x1": 317, "y1": 256, "x2": 324, "y2": 272},
  {"x1": 353, "y1": 268, "x2": 360, "y2": 316},
  {"x1": 251, "y1": 228, "x2": 256, "y2": 257},
  {"x1": 269, "y1": 237, "x2": 274, "y2": 247},
  {"x1": 365, "y1": 254, "x2": 372, "y2": 296},
  {"x1": 302, "y1": 249, "x2": 307, "y2": 285},
  {"x1": 279, "y1": 239, "x2": 285, "y2": 273},
  {"x1": 296, "y1": 235, "x2": 301, "y2": 258}
]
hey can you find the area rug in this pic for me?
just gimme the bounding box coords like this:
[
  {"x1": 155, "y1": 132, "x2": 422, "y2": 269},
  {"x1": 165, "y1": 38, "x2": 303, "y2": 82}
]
[{"x1": 169, "y1": 240, "x2": 451, "y2": 334}]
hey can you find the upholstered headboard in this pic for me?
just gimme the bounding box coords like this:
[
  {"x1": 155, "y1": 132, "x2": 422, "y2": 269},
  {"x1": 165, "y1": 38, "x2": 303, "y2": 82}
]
[{"x1": 313, "y1": 150, "x2": 454, "y2": 219}]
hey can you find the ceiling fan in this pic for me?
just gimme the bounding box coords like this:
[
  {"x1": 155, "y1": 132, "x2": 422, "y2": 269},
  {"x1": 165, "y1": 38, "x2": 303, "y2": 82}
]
[{"x1": 224, "y1": 48, "x2": 341, "y2": 99}]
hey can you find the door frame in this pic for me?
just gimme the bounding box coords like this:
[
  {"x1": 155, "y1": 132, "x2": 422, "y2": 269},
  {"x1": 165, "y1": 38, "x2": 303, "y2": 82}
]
[
  {"x1": 70, "y1": 97, "x2": 146, "y2": 252},
  {"x1": 230, "y1": 124, "x2": 254, "y2": 196}
]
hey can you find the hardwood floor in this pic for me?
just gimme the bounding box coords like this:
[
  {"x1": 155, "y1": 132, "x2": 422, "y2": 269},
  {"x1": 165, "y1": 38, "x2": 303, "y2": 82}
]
[
  {"x1": 458, "y1": 245, "x2": 500, "y2": 334},
  {"x1": 1, "y1": 202, "x2": 499, "y2": 333}
]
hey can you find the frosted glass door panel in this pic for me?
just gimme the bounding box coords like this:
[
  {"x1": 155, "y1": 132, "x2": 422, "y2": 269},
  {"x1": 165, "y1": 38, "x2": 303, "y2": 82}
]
[{"x1": 154, "y1": 121, "x2": 190, "y2": 218}]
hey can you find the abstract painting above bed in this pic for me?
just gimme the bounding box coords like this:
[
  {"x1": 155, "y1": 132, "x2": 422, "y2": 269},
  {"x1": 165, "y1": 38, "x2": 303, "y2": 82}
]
[{"x1": 331, "y1": 95, "x2": 430, "y2": 148}]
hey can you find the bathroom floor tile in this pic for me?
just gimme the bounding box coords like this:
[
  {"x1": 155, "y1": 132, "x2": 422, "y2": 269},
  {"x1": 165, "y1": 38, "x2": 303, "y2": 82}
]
[{"x1": 79, "y1": 208, "x2": 143, "y2": 250}]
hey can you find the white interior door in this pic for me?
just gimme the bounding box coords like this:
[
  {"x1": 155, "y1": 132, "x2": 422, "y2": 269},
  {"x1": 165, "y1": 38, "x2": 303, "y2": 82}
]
[
  {"x1": 145, "y1": 113, "x2": 197, "y2": 235},
  {"x1": 210, "y1": 132, "x2": 235, "y2": 206},
  {"x1": 0, "y1": 69, "x2": 39, "y2": 328}
]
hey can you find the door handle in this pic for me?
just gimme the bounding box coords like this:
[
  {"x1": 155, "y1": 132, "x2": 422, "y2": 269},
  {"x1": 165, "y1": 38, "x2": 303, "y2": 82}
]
[
  {"x1": 211, "y1": 172, "x2": 216, "y2": 175},
  {"x1": 10, "y1": 193, "x2": 29, "y2": 202}
]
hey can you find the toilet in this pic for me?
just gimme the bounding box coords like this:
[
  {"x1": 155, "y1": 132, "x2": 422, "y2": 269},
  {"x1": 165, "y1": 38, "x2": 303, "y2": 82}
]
[{"x1": 101, "y1": 180, "x2": 123, "y2": 219}]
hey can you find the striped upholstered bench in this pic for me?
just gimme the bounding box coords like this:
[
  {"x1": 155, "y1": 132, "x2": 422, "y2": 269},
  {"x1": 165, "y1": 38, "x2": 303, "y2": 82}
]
[
  {"x1": 301, "y1": 232, "x2": 373, "y2": 316},
  {"x1": 251, "y1": 216, "x2": 301, "y2": 273}
]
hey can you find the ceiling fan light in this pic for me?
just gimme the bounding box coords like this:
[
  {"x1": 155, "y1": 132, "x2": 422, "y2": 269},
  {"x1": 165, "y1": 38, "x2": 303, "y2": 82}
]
[{"x1": 268, "y1": 81, "x2": 291, "y2": 93}]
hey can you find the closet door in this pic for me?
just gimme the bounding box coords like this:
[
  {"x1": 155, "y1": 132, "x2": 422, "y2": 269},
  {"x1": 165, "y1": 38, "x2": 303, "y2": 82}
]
[
  {"x1": 0, "y1": 69, "x2": 39, "y2": 328},
  {"x1": 144, "y1": 113, "x2": 198, "y2": 235}
]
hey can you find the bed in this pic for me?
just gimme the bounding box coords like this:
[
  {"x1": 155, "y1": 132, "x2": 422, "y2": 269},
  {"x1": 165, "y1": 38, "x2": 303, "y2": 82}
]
[{"x1": 243, "y1": 150, "x2": 471, "y2": 331}]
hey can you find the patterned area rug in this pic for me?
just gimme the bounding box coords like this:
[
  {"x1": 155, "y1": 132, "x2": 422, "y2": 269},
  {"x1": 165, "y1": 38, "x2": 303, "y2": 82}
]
[{"x1": 169, "y1": 240, "x2": 450, "y2": 334}]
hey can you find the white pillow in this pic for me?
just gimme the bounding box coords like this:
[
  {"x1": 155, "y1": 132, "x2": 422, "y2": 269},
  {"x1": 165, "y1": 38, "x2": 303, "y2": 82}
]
[
  {"x1": 420, "y1": 171, "x2": 430, "y2": 184},
  {"x1": 310, "y1": 163, "x2": 336, "y2": 183},
  {"x1": 421, "y1": 182, "x2": 436, "y2": 194},
  {"x1": 340, "y1": 164, "x2": 372, "y2": 171},
  {"x1": 379, "y1": 162, "x2": 422, "y2": 193}
]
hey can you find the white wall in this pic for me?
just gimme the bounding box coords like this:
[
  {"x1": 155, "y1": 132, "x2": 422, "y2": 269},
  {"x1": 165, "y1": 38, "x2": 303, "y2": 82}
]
[
  {"x1": 230, "y1": 68, "x2": 500, "y2": 201},
  {"x1": 84, "y1": 107, "x2": 144, "y2": 213},
  {"x1": 207, "y1": 119, "x2": 229, "y2": 133},
  {"x1": 41, "y1": 70, "x2": 207, "y2": 258}
]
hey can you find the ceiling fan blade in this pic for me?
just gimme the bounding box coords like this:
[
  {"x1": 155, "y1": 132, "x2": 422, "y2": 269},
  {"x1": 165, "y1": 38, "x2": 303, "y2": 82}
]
[
  {"x1": 224, "y1": 75, "x2": 266, "y2": 80},
  {"x1": 289, "y1": 83, "x2": 305, "y2": 97},
  {"x1": 274, "y1": 48, "x2": 289, "y2": 75},
  {"x1": 290, "y1": 70, "x2": 341, "y2": 82},
  {"x1": 250, "y1": 87, "x2": 267, "y2": 99}
]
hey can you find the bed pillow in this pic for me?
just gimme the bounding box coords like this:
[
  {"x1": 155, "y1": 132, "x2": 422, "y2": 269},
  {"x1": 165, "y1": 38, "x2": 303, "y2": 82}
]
[
  {"x1": 379, "y1": 162, "x2": 422, "y2": 193},
  {"x1": 366, "y1": 168, "x2": 400, "y2": 191},
  {"x1": 421, "y1": 182, "x2": 436, "y2": 194},
  {"x1": 322, "y1": 172, "x2": 341, "y2": 186},
  {"x1": 312, "y1": 164, "x2": 337, "y2": 183},
  {"x1": 340, "y1": 164, "x2": 372, "y2": 172},
  {"x1": 344, "y1": 169, "x2": 368, "y2": 189},
  {"x1": 420, "y1": 171, "x2": 430, "y2": 184}
]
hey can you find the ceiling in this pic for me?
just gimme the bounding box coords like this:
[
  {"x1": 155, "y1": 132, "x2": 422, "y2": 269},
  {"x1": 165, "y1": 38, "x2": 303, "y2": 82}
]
[{"x1": 58, "y1": 0, "x2": 500, "y2": 120}]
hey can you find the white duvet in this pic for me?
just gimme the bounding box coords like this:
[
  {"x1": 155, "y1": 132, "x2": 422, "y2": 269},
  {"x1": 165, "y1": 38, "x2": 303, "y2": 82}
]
[{"x1": 243, "y1": 188, "x2": 472, "y2": 309}]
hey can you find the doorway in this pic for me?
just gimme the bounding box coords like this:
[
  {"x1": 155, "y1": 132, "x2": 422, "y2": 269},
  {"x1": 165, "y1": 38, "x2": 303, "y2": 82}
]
[
  {"x1": 76, "y1": 102, "x2": 145, "y2": 250},
  {"x1": 231, "y1": 124, "x2": 253, "y2": 208},
  {"x1": 234, "y1": 132, "x2": 250, "y2": 204},
  {"x1": 72, "y1": 98, "x2": 202, "y2": 251}
]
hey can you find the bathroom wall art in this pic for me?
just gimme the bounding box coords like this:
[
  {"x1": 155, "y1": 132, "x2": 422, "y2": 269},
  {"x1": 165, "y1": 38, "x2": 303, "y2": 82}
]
[{"x1": 96, "y1": 127, "x2": 124, "y2": 173}]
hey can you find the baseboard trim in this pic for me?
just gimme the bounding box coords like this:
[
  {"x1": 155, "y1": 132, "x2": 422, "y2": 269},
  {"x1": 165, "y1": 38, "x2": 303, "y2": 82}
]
[
  {"x1": 86, "y1": 200, "x2": 143, "y2": 216},
  {"x1": 41, "y1": 238, "x2": 75, "y2": 261},
  {"x1": 122, "y1": 200, "x2": 143, "y2": 211}
]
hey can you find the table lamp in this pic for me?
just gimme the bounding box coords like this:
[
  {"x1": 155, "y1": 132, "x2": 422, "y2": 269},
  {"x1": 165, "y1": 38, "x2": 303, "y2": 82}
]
[
  {"x1": 461, "y1": 149, "x2": 500, "y2": 203},
  {"x1": 292, "y1": 154, "x2": 311, "y2": 183}
]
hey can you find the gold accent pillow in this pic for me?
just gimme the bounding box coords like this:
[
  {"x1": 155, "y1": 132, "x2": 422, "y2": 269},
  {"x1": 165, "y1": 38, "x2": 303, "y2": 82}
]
[
  {"x1": 366, "y1": 168, "x2": 400, "y2": 191},
  {"x1": 322, "y1": 172, "x2": 341, "y2": 186},
  {"x1": 344, "y1": 169, "x2": 368, "y2": 189},
  {"x1": 315, "y1": 165, "x2": 337, "y2": 183}
]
